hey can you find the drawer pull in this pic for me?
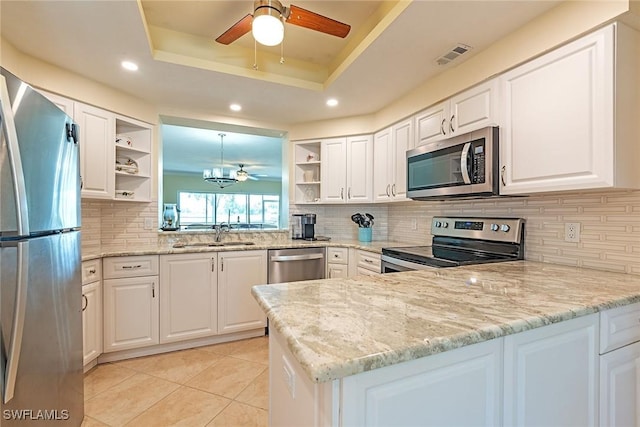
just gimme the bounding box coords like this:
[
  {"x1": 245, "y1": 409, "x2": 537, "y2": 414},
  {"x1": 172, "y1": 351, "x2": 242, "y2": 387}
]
[
  {"x1": 334, "y1": 254, "x2": 339, "y2": 258},
  {"x1": 364, "y1": 259, "x2": 373, "y2": 263},
  {"x1": 122, "y1": 265, "x2": 142, "y2": 269},
  {"x1": 88, "y1": 268, "x2": 96, "y2": 274}
]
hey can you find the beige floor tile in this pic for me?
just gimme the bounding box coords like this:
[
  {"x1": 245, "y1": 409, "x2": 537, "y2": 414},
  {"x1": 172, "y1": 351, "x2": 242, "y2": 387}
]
[
  {"x1": 200, "y1": 339, "x2": 249, "y2": 356},
  {"x1": 84, "y1": 363, "x2": 136, "y2": 401},
  {"x1": 206, "y1": 401, "x2": 268, "y2": 427},
  {"x1": 187, "y1": 357, "x2": 267, "y2": 399},
  {"x1": 85, "y1": 372, "x2": 180, "y2": 426},
  {"x1": 81, "y1": 416, "x2": 109, "y2": 427},
  {"x1": 125, "y1": 386, "x2": 232, "y2": 427},
  {"x1": 231, "y1": 345, "x2": 269, "y2": 365},
  {"x1": 112, "y1": 348, "x2": 222, "y2": 384},
  {"x1": 235, "y1": 369, "x2": 269, "y2": 410}
]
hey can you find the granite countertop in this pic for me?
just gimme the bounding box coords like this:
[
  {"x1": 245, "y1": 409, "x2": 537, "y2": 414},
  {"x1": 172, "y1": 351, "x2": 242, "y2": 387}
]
[
  {"x1": 81, "y1": 239, "x2": 406, "y2": 261},
  {"x1": 251, "y1": 261, "x2": 640, "y2": 383}
]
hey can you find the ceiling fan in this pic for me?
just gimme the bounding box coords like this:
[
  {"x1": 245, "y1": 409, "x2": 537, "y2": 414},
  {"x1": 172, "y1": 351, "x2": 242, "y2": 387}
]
[
  {"x1": 236, "y1": 164, "x2": 258, "y2": 181},
  {"x1": 215, "y1": 0, "x2": 351, "y2": 46}
]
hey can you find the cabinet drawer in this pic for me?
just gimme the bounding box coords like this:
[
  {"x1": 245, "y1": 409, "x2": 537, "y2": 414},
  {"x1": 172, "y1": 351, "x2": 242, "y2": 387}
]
[
  {"x1": 356, "y1": 250, "x2": 381, "y2": 273},
  {"x1": 327, "y1": 247, "x2": 348, "y2": 265},
  {"x1": 82, "y1": 259, "x2": 102, "y2": 285},
  {"x1": 600, "y1": 302, "x2": 640, "y2": 354},
  {"x1": 103, "y1": 255, "x2": 159, "y2": 279}
]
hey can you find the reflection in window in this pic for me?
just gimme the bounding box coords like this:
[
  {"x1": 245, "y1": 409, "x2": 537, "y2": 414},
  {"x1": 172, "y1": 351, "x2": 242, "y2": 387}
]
[{"x1": 178, "y1": 191, "x2": 279, "y2": 229}]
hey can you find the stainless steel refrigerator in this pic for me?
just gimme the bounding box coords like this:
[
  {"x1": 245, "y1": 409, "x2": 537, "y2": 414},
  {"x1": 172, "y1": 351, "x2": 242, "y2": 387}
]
[{"x1": 0, "y1": 69, "x2": 83, "y2": 425}]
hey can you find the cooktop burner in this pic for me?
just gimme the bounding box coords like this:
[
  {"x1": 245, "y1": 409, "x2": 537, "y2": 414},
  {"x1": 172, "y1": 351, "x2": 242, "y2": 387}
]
[{"x1": 381, "y1": 217, "x2": 525, "y2": 272}]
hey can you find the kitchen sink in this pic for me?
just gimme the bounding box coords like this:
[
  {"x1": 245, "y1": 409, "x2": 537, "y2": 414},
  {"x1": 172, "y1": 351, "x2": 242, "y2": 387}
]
[{"x1": 172, "y1": 242, "x2": 256, "y2": 248}]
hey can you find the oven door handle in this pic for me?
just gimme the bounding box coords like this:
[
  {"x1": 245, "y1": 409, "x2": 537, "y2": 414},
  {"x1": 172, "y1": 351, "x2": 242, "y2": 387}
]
[
  {"x1": 460, "y1": 142, "x2": 472, "y2": 184},
  {"x1": 381, "y1": 255, "x2": 436, "y2": 272}
]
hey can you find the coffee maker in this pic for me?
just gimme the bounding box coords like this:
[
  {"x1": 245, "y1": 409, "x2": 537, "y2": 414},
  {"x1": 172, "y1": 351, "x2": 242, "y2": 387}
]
[{"x1": 291, "y1": 213, "x2": 316, "y2": 240}]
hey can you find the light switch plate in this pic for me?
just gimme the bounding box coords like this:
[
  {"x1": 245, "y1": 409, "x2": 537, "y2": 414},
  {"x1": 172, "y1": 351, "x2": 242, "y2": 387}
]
[{"x1": 144, "y1": 218, "x2": 154, "y2": 230}]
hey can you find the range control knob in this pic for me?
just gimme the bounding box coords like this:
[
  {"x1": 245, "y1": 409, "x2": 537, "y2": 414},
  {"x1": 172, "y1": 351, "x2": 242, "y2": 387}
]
[
  {"x1": 500, "y1": 224, "x2": 511, "y2": 232},
  {"x1": 442, "y1": 222, "x2": 449, "y2": 228},
  {"x1": 434, "y1": 221, "x2": 442, "y2": 228},
  {"x1": 490, "y1": 223, "x2": 499, "y2": 232}
]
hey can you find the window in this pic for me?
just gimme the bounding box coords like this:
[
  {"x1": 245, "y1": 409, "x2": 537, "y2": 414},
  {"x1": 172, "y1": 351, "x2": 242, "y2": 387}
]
[{"x1": 178, "y1": 192, "x2": 280, "y2": 229}]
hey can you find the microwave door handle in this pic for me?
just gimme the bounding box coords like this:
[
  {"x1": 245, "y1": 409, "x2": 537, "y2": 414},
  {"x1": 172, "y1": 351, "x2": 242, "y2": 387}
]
[
  {"x1": 460, "y1": 142, "x2": 472, "y2": 184},
  {"x1": 0, "y1": 75, "x2": 30, "y2": 236}
]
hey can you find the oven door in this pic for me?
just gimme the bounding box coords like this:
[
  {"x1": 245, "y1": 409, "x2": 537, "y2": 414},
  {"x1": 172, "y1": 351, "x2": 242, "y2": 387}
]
[{"x1": 407, "y1": 126, "x2": 498, "y2": 199}]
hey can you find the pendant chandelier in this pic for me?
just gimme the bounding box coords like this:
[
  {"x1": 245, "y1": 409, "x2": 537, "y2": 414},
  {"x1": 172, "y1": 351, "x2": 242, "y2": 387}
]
[{"x1": 203, "y1": 133, "x2": 238, "y2": 188}]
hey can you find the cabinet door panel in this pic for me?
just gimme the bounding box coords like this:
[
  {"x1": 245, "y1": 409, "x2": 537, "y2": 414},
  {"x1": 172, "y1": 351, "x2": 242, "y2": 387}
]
[
  {"x1": 218, "y1": 251, "x2": 267, "y2": 334},
  {"x1": 503, "y1": 314, "x2": 598, "y2": 427},
  {"x1": 82, "y1": 281, "x2": 102, "y2": 365},
  {"x1": 346, "y1": 135, "x2": 373, "y2": 203},
  {"x1": 103, "y1": 276, "x2": 159, "y2": 352},
  {"x1": 600, "y1": 341, "x2": 640, "y2": 426},
  {"x1": 320, "y1": 138, "x2": 347, "y2": 203},
  {"x1": 373, "y1": 128, "x2": 392, "y2": 202},
  {"x1": 500, "y1": 26, "x2": 614, "y2": 194},
  {"x1": 391, "y1": 119, "x2": 412, "y2": 200},
  {"x1": 415, "y1": 102, "x2": 448, "y2": 146},
  {"x1": 160, "y1": 254, "x2": 217, "y2": 343},
  {"x1": 73, "y1": 103, "x2": 115, "y2": 199},
  {"x1": 450, "y1": 79, "x2": 497, "y2": 135}
]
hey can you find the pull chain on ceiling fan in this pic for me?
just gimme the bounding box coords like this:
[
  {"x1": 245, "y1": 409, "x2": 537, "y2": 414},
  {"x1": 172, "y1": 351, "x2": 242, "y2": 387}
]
[{"x1": 216, "y1": 0, "x2": 351, "y2": 46}]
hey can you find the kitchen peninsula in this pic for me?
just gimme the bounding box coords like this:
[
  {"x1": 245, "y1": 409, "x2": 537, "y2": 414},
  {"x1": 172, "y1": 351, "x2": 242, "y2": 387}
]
[{"x1": 252, "y1": 261, "x2": 640, "y2": 426}]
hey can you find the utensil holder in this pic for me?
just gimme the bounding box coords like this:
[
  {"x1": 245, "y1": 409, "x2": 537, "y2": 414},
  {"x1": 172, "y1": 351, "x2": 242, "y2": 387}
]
[{"x1": 358, "y1": 227, "x2": 372, "y2": 242}]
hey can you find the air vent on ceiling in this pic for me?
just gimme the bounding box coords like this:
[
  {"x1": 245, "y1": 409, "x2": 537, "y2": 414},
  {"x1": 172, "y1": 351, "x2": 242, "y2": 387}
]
[{"x1": 435, "y1": 43, "x2": 473, "y2": 66}]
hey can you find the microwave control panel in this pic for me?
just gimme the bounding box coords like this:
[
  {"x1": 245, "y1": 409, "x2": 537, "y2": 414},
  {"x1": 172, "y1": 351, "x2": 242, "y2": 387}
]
[{"x1": 471, "y1": 141, "x2": 485, "y2": 183}]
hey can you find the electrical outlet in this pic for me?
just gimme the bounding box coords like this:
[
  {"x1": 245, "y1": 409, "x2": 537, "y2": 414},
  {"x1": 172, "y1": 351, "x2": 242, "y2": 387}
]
[
  {"x1": 144, "y1": 218, "x2": 154, "y2": 230},
  {"x1": 564, "y1": 222, "x2": 580, "y2": 243}
]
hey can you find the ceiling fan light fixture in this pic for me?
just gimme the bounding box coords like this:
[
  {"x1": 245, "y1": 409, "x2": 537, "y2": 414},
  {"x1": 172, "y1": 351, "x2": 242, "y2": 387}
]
[
  {"x1": 252, "y1": 1, "x2": 284, "y2": 46},
  {"x1": 236, "y1": 164, "x2": 249, "y2": 182}
]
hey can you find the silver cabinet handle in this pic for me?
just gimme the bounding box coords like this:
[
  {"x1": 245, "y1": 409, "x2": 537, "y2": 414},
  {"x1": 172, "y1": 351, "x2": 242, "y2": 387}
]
[
  {"x1": 348, "y1": 187, "x2": 351, "y2": 199},
  {"x1": 82, "y1": 294, "x2": 88, "y2": 312},
  {"x1": 340, "y1": 188, "x2": 344, "y2": 200},
  {"x1": 211, "y1": 257, "x2": 215, "y2": 272},
  {"x1": 440, "y1": 118, "x2": 446, "y2": 135},
  {"x1": 450, "y1": 115, "x2": 455, "y2": 133},
  {"x1": 460, "y1": 142, "x2": 472, "y2": 184},
  {"x1": 4, "y1": 241, "x2": 29, "y2": 403},
  {"x1": 386, "y1": 184, "x2": 390, "y2": 197},
  {"x1": 270, "y1": 254, "x2": 324, "y2": 262},
  {"x1": 122, "y1": 264, "x2": 142, "y2": 269},
  {"x1": 221, "y1": 257, "x2": 224, "y2": 272},
  {"x1": 391, "y1": 184, "x2": 396, "y2": 197},
  {"x1": 501, "y1": 165, "x2": 506, "y2": 186},
  {"x1": 0, "y1": 75, "x2": 30, "y2": 236},
  {"x1": 152, "y1": 282, "x2": 155, "y2": 298}
]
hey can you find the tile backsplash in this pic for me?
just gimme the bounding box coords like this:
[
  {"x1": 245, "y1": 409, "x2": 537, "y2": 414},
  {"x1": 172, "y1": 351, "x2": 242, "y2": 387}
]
[{"x1": 84, "y1": 189, "x2": 640, "y2": 275}]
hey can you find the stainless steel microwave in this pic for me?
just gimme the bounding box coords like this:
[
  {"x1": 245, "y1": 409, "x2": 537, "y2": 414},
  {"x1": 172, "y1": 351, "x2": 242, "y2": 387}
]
[{"x1": 407, "y1": 126, "x2": 499, "y2": 200}]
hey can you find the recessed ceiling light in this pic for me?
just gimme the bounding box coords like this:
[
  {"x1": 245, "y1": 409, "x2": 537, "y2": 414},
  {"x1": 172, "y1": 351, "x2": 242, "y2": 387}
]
[
  {"x1": 230, "y1": 104, "x2": 242, "y2": 112},
  {"x1": 326, "y1": 98, "x2": 339, "y2": 107},
  {"x1": 121, "y1": 61, "x2": 139, "y2": 71}
]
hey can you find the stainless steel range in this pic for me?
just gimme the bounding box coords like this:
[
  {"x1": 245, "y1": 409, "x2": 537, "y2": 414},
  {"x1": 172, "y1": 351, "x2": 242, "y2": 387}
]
[{"x1": 381, "y1": 217, "x2": 525, "y2": 273}]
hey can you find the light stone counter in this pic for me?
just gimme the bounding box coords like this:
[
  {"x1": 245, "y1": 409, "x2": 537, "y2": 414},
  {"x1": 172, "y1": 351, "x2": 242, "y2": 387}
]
[
  {"x1": 251, "y1": 261, "x2": 640, "y2": 383},
  {"x1": 81, "y1": 238, "x2": 405, "y2": 261}
]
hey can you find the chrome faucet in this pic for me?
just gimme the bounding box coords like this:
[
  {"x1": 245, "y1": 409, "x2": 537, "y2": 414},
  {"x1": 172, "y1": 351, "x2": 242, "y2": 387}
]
[{"x1": 214, "y1": 222, "x2": 230, "y2": 242}]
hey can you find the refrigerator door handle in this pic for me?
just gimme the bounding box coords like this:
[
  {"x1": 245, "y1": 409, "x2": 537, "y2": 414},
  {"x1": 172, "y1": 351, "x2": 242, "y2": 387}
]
[
  {"x1": 0, "y1": 75, "x2": 30, "y2": 236},
  {"x1": 3, "y1": 241, "x2": 29, "y2": 403}
]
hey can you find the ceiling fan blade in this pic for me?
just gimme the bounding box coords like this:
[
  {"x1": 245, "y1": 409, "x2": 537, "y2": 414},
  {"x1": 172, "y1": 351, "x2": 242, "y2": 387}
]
[
  {"x1": 286, "y1": 4, "x2": 350, "y2": 38},
  {"x1": 215, "y1": 13, "x2": 253, "y2": 45}
]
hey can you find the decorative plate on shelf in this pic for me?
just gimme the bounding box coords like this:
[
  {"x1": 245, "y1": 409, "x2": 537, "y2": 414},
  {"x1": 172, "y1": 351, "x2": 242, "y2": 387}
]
[{"x1": 115, "y1": 157, "x2": 139, "y2": 174}]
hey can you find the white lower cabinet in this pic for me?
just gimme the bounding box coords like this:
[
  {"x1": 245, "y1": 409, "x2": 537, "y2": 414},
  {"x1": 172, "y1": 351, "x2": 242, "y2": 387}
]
[
  {"x1": 270, "y1": 313, "x2": 607, "y2": 427},
  {"x1": 600, "y1": 341, "x2": 640, "y2": 426},
  {"x1": 159, "y1": 253, "x2": 217, "y2": 343},
  {"x1": 327, "y1": 247, "x2": 349, "y2": 278},
  {"x1": 103, "y1": 275, "x2": 159, "y2": 352},
  {"x1": 81, "y1": 259, "x2": 102, "y2": 367},
  {"x1": 103, "y1": 256, "x2": 159, "y2": 352},
  {"x1": 341, "y1": 338, "x2": 503, "y2": 427},
  {"x1": 217, "y1": 250, "x2": 268, "y2": 334},
  {"x1": 503, "y1": 314, "x2": 599, "y2": 427},
  {"x1": 355, "y1": 250, "x2": 381, "y2": 275}
]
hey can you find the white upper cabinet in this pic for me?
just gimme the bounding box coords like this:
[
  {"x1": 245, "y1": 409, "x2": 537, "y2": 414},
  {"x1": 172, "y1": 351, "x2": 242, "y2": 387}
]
[
  {"x1": 374, "y1": 118, "x2": 413, "y2": 202},
  {"x1": 416, "y1": 79, "x2": 498, "y2": 146},
  {"x1": 320, "y1": 136, "x2": 373, "y2": 203},
  {"x1": 499, "y1": 23, "x2": 640, "y2": 195},
  {"x1": 73, "y1": 102, "x2": 116, "y2": 199}
]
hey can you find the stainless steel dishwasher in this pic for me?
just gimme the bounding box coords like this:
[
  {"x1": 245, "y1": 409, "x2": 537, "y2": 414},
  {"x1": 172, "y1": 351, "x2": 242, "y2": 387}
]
[{"x1": 267, "y1": 247, "x2": 326, "y2": 283}]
